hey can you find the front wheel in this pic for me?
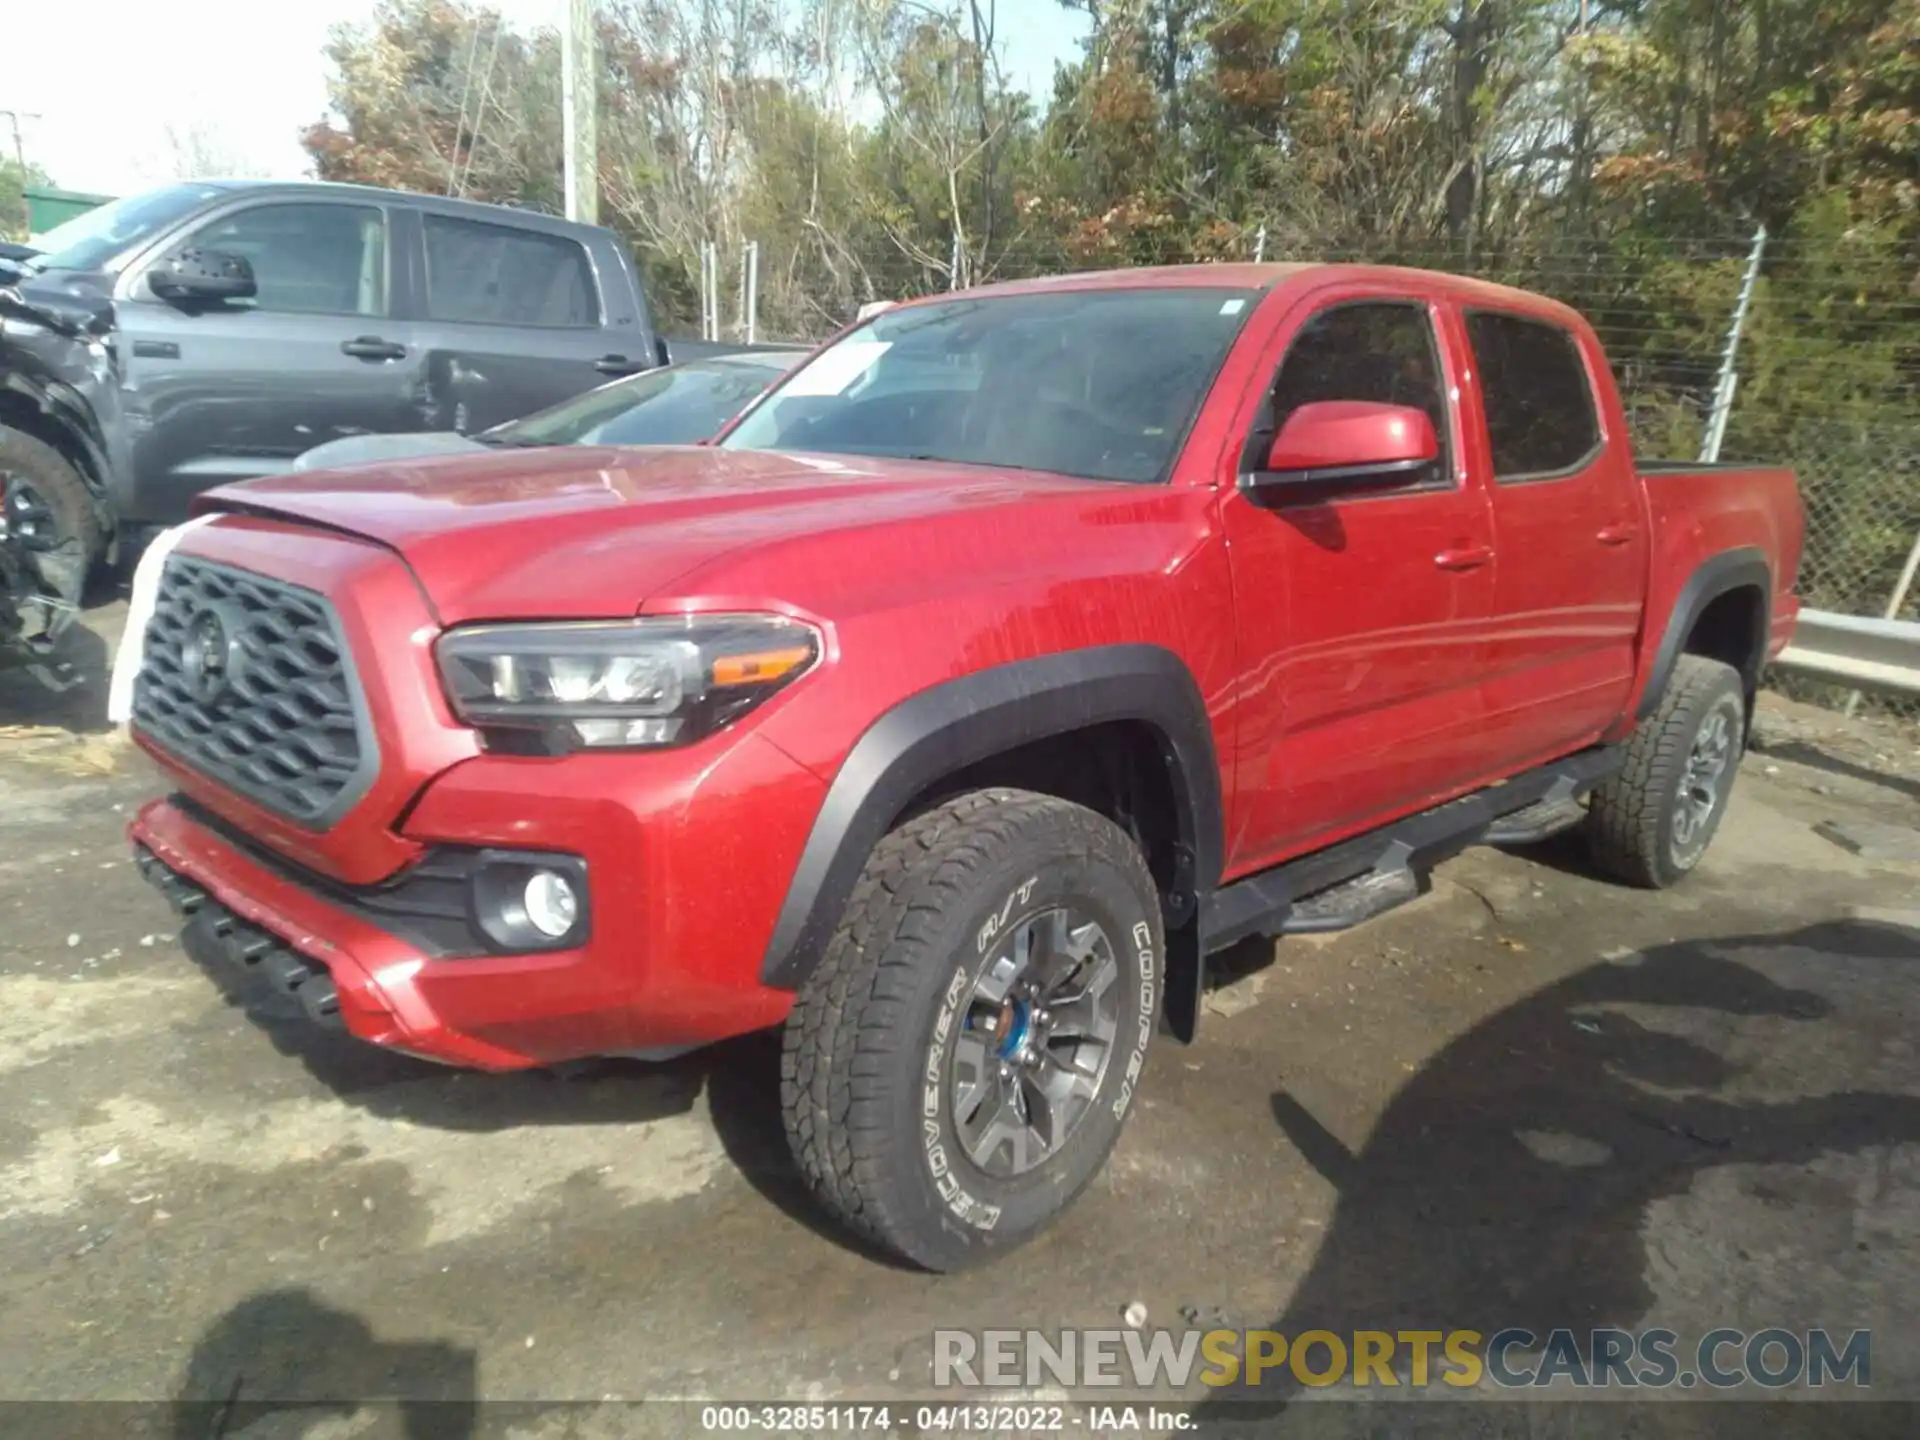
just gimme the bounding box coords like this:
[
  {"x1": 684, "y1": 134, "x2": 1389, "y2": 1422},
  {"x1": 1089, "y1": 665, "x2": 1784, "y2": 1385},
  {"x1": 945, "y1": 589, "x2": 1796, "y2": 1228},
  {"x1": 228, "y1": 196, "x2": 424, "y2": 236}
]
[
  {"x1": 0, "y1": 425, "x2": 103, "y2": 642},
  {"x1": 1586, "y1": 654, "x2": 1747, "y2": 888},
  {"x1": 781, "y1": 788, "x2": 1162, "y2": 1271}
]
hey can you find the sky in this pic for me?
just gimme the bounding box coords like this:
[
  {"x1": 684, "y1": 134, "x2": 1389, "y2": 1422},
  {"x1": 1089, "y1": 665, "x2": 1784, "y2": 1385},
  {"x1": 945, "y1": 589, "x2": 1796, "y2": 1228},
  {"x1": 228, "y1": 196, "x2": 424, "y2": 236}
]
[{"x1": 1, "y1": 0, "x2": 1089, "y2": 199}]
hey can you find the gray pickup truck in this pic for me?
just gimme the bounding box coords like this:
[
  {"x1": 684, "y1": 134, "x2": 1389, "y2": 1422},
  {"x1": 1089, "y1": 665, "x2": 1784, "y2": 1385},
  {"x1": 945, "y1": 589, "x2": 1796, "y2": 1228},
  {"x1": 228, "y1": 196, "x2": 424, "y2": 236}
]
[{"x1": 0, "y1": 180, "x2": 666, "y2": 596}]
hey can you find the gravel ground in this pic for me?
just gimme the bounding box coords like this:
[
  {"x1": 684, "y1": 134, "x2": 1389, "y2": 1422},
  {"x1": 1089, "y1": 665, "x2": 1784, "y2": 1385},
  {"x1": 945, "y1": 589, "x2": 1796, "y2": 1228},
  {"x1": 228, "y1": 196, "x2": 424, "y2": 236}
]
[{"x1": 1, "y1": 607, "x2": 1917, "y2": 1438}]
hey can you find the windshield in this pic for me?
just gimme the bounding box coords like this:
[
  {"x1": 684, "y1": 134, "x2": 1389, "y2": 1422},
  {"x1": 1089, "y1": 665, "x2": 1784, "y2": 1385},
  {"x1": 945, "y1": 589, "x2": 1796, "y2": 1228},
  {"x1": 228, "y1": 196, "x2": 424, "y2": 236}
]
[
  {"x1": 29, "y1": 184, "x2": 226, "y2": 272},
  {"x1": 490, "y1": 356, "x2": 790, "y2": 447},
  {"x1": 721, "y1": 286, "x2": 1259, "y2": 483}
]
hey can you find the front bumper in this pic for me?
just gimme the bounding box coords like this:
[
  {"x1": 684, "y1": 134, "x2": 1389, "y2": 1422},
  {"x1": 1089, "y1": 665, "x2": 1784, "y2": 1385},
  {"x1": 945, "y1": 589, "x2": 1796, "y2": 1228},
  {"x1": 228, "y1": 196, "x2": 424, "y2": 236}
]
[
  {"x1": 132, "y1": 801, "x2": 557, "y2": 1069},
  {"x1": 129, "y1": 732, "x2": 822, "y2": 1069},
  {"x1": 125, "y1": 516, "x2": 830, "y2": 1070}
]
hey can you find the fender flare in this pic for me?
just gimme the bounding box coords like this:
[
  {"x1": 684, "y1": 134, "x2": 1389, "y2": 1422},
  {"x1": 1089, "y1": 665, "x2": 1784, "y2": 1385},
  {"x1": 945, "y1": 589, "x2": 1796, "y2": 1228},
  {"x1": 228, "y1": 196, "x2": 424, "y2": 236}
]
[
  {"x1": 0, "y1": 366, "x2": 116, "y2": 515},
  {"x1": 1636, "y1": 545, "x2": 1772, "y2": 721},
  {"x1": 759, "y1": 644, "x2": 1224, "y2": 989}
]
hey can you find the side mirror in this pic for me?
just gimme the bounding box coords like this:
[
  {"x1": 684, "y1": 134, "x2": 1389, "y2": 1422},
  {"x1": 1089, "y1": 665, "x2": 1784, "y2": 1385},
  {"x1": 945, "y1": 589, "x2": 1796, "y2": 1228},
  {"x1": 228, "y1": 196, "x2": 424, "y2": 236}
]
[
  {"x1": 149, "y1": 247, "x2": 257, "y2": 304},
  {"x1": 1247, "y1": 400, "x2": 1439, "y2": 494},
  {"x1": 654, "y1": 336, "x2": 672, "y2": 367}
]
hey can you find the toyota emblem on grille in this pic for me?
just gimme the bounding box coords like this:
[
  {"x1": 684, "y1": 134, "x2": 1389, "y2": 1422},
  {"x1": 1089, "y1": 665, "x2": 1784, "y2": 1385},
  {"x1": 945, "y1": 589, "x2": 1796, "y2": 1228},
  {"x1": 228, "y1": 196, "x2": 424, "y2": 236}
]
[{"x1": 180, "y1": 606, "x2": 243, "y2": 704}]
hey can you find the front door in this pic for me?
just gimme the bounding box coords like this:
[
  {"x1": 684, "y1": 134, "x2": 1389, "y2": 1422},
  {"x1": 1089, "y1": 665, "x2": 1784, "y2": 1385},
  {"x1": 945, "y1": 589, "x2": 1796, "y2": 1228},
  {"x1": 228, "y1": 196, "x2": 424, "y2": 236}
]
[
  {"x1": 1219, "y1": 294, "x2": 1498, "y2": 873},
  {"x1": 115, "y1": 199, "x2": 422, "y2": 523}
]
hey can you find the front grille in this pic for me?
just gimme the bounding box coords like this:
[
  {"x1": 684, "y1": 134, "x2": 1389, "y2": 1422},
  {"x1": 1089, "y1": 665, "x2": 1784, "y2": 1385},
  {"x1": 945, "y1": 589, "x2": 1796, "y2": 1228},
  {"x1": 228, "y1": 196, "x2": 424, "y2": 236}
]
[{"x1": 132, "y1": 555, "x2": 377, "y2": 827}]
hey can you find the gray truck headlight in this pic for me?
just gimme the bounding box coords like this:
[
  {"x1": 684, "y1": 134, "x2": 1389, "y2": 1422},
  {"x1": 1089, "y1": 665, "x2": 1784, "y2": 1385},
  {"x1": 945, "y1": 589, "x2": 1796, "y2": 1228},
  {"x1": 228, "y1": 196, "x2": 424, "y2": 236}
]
[{"x1": 436, "y1": 615, "x2": 819, "y2": 752}]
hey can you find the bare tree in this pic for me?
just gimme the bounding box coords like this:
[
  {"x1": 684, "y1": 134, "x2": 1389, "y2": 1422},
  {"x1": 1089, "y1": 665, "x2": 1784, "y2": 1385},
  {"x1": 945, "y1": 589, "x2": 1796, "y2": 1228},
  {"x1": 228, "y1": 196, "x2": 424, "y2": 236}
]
[
  {"x1": 855, "y1": 0, "x2": 1003, "y2": 286},
  {"x1": 162, "y1": 121, "x2": 264, "y2": 181}
]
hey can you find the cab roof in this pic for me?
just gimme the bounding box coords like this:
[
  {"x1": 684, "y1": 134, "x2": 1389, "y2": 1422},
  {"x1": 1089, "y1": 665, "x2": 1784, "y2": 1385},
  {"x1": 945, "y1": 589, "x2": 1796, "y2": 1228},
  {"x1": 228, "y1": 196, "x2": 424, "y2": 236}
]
[{"x1": 905, "y1": 262, "x2": 1583, "y2": 330}]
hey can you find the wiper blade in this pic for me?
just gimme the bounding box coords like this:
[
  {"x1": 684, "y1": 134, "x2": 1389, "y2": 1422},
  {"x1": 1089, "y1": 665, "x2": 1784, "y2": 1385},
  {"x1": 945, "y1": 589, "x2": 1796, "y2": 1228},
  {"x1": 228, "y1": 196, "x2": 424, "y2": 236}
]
[{"x1": 473, "y1": 433, "x2": 557, "y2": 449}]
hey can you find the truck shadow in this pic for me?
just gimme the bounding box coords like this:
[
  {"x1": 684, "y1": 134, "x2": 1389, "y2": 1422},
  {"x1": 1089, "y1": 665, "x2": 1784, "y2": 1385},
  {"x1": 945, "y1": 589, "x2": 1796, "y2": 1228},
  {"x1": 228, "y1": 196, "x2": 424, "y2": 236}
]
[
  {"x1": 1188, "y1": 917, "x2": 1920, "y2": 1433},
  {"x1": 177, "y1": 921, "x2": 904, "y2": 1261},
  {"x1": 178, "y1": 919, "x2": 709, "y2": 1131},
  {"x1": 0, "y1": 617, "x2": 112, "y2": 733},
  {"x1": 167, "y1": 1287, "x2": 478, "y2": 1440}
]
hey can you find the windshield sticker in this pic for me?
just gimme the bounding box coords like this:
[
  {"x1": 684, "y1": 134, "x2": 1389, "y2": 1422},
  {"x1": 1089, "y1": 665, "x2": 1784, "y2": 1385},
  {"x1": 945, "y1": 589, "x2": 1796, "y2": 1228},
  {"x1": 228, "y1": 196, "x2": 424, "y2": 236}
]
[
  {"x1": 781, "y1": 340, "x2": 893, "y2": 397},
  {"x1": 1219, "y1": 299, "x2": 1246, "y2": 315}
]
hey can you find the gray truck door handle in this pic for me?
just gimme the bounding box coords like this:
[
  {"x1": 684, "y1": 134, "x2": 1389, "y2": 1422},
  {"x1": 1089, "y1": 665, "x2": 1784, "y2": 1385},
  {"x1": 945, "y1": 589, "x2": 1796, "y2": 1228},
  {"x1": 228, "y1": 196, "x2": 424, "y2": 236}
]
[{"x1": 341, "y1": 336, "x2": 407, "y2": 361}]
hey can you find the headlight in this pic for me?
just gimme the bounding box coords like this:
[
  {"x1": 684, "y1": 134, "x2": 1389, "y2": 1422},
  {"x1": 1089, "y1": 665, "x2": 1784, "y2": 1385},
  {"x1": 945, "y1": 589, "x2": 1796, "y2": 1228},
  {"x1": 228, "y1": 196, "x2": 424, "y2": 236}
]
[{"x1": 436, "y1": 614, "x2": 819, "y2": 752}]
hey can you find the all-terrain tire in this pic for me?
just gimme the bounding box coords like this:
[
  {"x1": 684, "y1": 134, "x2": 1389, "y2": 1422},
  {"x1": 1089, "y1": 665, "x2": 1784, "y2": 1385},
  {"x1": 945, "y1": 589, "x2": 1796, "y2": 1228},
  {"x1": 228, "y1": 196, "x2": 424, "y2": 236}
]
[
  {"x1": 781, "y1": 788, "x2": 1162, "y2": 1272},
  {"x1": 1586, "y1": 654, "x2": 1747, "y2": 888},
  {"x1": 0, "y1": 424, "x2": 104, "y2": 611}
]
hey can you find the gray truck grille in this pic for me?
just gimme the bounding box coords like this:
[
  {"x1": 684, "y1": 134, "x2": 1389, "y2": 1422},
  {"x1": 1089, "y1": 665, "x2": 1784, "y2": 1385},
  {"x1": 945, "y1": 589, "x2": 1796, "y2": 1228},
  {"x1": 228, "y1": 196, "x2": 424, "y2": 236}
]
[{"x1": 132, "y1": 555, "x2": 376, "y2": 827}]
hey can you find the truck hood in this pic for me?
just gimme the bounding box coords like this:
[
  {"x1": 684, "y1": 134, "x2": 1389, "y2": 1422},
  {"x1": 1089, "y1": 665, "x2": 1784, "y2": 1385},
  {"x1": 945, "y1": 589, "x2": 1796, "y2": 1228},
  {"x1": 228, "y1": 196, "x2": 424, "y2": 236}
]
[{"x1": 200, "y1": 446, "x2": 1100, "y2": 622}]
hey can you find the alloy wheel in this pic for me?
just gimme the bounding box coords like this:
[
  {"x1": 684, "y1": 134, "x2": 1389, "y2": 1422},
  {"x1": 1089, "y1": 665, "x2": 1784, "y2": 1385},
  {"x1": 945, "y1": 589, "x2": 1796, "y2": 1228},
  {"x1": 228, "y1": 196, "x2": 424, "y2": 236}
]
[
  {"x1": 1673, "y1": 705, "x2": 1735, "y2": 855},
  {"x1": 949, "y1": 905, "x2": 1122, "y2": 1178}
]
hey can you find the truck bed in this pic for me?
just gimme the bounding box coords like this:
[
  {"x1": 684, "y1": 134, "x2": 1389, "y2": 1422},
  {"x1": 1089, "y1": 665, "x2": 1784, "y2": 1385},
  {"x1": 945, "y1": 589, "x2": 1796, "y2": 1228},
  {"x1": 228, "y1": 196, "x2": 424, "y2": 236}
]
[{"x1": 1637, "y1": 459, "x2": 1805, "y2": 671}]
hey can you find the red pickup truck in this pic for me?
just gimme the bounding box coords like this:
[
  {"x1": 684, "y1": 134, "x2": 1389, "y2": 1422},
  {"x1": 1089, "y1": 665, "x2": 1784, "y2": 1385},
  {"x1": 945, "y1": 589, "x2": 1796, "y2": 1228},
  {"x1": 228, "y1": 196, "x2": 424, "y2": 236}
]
[{"x1": 127, "y1": 264, "x2": 1802, "y2": 1271}]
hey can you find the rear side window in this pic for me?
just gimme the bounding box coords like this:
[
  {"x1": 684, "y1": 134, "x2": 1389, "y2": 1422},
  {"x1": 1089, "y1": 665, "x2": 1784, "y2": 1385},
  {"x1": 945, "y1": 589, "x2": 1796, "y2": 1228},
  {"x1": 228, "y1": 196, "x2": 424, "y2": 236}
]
[
  {"x1": 1466, "y1": 311, "x2": 1601, "y2": 479},
  {"x1": 423, "y1": 214, "x2": 599, "y2": 327}
]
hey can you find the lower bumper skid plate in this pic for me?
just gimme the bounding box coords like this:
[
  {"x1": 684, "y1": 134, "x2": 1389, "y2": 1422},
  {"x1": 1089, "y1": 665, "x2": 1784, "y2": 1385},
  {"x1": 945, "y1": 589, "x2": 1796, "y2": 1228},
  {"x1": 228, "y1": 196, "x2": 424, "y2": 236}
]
[{"x1": 134, "y1": 845, "x2": 344, "y2": 1028}]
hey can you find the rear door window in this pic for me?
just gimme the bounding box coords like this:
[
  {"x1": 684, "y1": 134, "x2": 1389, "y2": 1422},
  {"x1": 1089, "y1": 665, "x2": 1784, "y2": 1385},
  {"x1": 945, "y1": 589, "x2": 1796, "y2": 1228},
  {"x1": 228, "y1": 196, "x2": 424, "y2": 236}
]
[
  {"x1": 1466, "y1": 311, "x2": 1602, "y2": 480},
  {"x1": 423, "y1": 214, "x2": 599, "y2": 327}
]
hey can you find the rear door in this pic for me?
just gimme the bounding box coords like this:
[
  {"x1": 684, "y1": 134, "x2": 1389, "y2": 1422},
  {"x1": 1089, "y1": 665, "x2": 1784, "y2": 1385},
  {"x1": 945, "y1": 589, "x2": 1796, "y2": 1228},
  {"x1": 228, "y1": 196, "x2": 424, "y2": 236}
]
[
  {"x1": 409, "y1": 209, "x2": 634, "y2": 434},
  {"x1": 1218, "y1": 290, "x2": 1498, "y2": 871},
  {"x1": 1459, "y1": 307, "x2": 1647, "y2": 767},
  {"x1": 114, "y1": 198, "x2": 422, "y2": 524}
]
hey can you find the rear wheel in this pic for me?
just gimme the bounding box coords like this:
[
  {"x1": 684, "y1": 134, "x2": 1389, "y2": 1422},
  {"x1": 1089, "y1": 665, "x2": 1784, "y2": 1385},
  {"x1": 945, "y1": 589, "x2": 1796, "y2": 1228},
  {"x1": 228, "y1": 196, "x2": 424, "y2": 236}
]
[
  {"x1": 781, "y1": 788, "x2": 1161, "y2": 1271},
  {"x1": 1586, "y1": 654, "x2": 1746, "y2": 888}
]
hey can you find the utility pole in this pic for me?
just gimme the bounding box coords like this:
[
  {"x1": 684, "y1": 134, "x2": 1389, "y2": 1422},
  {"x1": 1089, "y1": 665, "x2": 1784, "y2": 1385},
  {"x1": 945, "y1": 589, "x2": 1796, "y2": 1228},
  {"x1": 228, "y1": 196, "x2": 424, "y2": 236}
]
[
  {"x1": 742, "y1": 240, "x2": 759, "y2": 345},
  {"x1": 0, "y1": 110, "x2": 39, "y2": 173},
  {"x1": 560, "y1": 0, "x2": 598, "y2": 224},
  {"x1": 701, "y1": 241, "x2": 719, "y2": 341}
]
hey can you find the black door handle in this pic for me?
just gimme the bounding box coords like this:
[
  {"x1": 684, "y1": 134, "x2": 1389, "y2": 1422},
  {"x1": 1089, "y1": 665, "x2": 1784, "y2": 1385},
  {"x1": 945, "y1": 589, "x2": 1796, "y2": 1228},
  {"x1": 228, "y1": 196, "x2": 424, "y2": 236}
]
[
  {"x1": 594, "y1": 353, "x2": 646, "y2": 375},
  {"x1": 341, "y1": 336, "x2": 407, "y2": 361}
]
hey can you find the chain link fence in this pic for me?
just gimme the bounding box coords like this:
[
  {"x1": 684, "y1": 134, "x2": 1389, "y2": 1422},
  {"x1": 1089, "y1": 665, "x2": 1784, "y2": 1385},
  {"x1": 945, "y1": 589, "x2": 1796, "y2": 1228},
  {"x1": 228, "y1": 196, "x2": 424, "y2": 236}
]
[
  {"x1": 1736, "y1": 415, "x2": 1920, "y2": 723},
  {"x1": 697, "y1": 227, "x2": 1919, "y2": 723}
]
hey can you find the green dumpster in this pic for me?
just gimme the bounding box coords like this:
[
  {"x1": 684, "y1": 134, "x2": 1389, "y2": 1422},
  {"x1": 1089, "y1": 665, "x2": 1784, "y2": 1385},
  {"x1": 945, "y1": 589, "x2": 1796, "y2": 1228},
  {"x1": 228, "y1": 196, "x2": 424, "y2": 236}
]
[{"x1": 24, "y1": 186, "x2": 115, "y2": 237}]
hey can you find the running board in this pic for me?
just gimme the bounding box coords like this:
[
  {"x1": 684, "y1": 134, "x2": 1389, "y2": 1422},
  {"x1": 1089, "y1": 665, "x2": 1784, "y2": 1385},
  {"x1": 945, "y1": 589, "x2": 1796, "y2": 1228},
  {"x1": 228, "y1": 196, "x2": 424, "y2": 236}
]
[
  {"x1": 1484, "y1": 794, "x2": 1588, "y2": 845},
  {"x1": 1199, "y1": 744, "x2": 1622, "y2": 956},
  {"x1": 1280, "y1": 862, "x2": 1427, "y2": 935}
]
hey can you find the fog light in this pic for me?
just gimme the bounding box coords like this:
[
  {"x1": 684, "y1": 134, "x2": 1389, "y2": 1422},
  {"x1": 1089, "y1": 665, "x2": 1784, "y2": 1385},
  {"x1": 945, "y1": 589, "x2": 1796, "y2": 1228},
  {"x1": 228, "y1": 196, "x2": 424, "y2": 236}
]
[
  {"x1": 469, "y1": 850, "x2": 590, "y2": 952},
  {"x1": 524, "y1": 870, "x2": 579, "y2": 938}
]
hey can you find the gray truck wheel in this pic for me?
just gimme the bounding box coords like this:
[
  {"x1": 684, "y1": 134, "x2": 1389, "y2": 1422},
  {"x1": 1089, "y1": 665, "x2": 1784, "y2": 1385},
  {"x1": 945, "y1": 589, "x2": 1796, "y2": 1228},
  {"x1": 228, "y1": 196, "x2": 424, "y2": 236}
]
[
  {"x1": 1586, "y1": 655, "x2": 1746, "y2": 888},
  {"x1": 0, "y1": 425, "x2": 103, "y2": 614},
  {"x1": 781, "y1": 788, "x2": 1161, "y2": 1271}
]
